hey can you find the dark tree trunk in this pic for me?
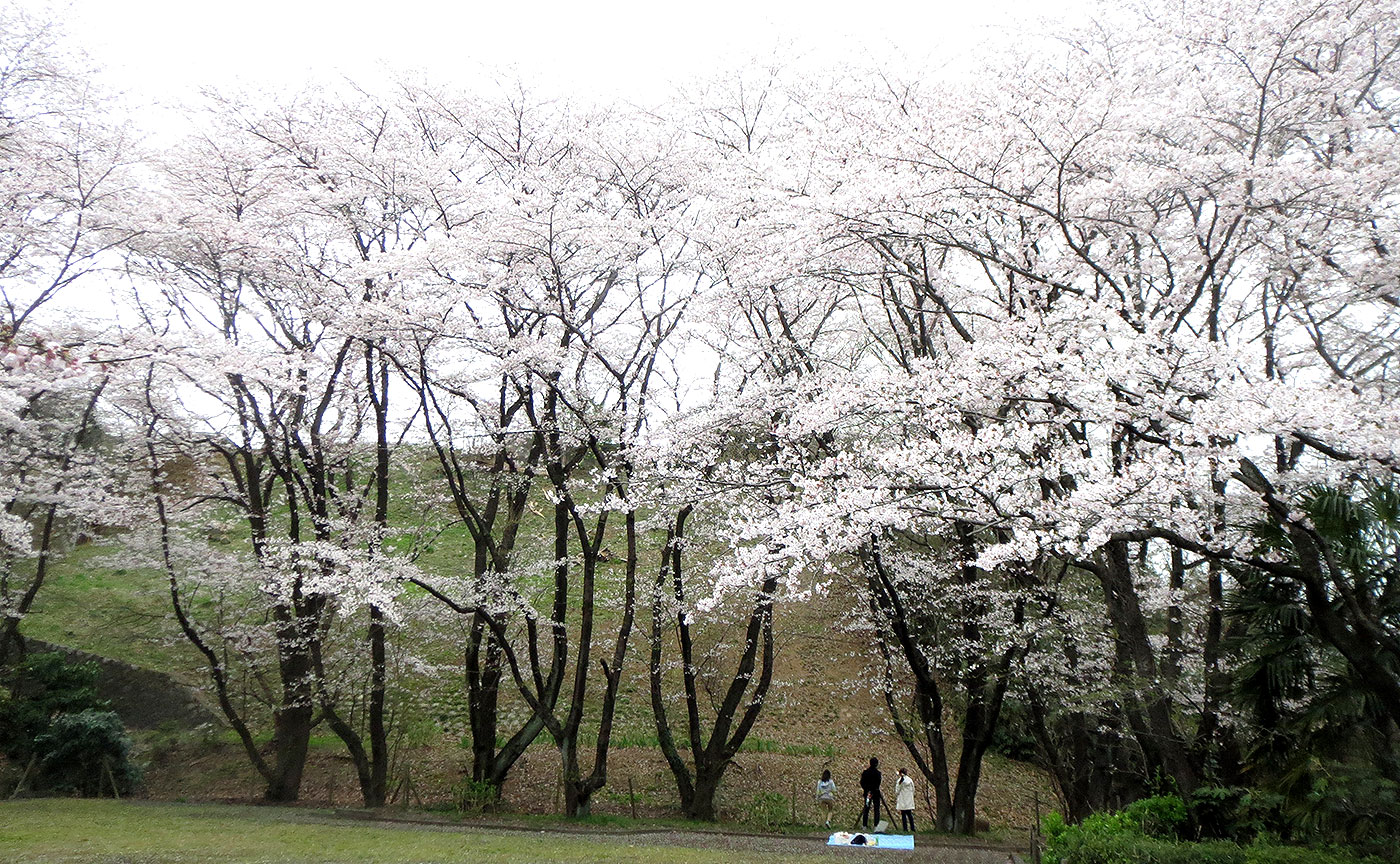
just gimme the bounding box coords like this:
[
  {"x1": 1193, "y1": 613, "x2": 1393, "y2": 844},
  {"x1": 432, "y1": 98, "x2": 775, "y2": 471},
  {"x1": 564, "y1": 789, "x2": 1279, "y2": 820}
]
[
  {"x1": 323, "y1": 345, "x2": 394, "y2": 804},
  {"x1": 266, "y1": 605, "x2": 318, "y2": 802},
  {"x1": 364, "y1": 344, "x2": 392, "y2": 807},
  {"x1": 1026, "y1": 674, "x2": 1142, "y2": 821},
  {"x1": 949, "y1": 663, "x2": 1011, "y2": 834},
  {"x1": 950, "y1": 744, "x2": 988, "y2": 834},
  {"x1": 0, "y1": 505, "x2": 56, "y2": 668},
  {"x1": 466, "y1": 617, "x2": 503, "y2": 788},
  {"x1": 366, "y1": 604, "x2": 389, "y2": 806},
  {"x1": 412, "y1": 362, "x2": 545, "y2": 800},
  {"x1": 688, "y1": 769, "x2": 724, "y2": 822},
  {"x1": 266, "y1": 702, "x2": 314, "y2": 801},
  {"x1": 865, "y1": 532, "x2": 1021, "y2": 835},
  {"x1": 1095, "y1": 540, "x2": 1198, "y2": 798}
]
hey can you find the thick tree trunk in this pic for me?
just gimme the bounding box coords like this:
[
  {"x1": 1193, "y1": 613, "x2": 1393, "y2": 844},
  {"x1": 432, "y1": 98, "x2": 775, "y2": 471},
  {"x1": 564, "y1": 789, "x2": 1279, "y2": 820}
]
[
  {"x1": 561, "y1": 738, "x2": 588, "y2": 816},
  {"x1": 949, "y1": 668, "x2": 1010, "y2": 834},
  {"x1": 918, "y1": 687, "x2": 954, "y2": 832},
  {"x1": 467, "y1": 617, "x2": 503, "y2": 789},
  {"x1": 688, "y1": 769, "x2": 724, "y2": 822},
  {"x1": 266, "y1": 702, "x2": 313, "y2": 801},
  {"x1": 950, "y1": 744, "x2": 988, "y2": 834},
  {"x1": 1097, "y1": 540, "x2": 1198, "y2": 798},
  {"x1": 266, "y1": 595, "x2": 324, "y2": 803}
]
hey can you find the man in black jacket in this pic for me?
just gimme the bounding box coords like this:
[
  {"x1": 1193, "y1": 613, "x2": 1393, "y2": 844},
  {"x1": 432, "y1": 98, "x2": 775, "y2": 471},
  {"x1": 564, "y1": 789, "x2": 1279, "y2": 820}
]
[{"x1": 858, "y1": 756, "x2": 882, "y2": 829}]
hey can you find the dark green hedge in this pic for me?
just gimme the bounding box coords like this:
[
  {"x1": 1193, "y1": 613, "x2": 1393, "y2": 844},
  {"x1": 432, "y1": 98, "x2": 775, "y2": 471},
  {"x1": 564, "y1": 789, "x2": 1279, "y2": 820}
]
[
  {"x1": 1054, "y1": 834, "x2": 1379, "y2": 864},
  {"x1": 1044, "y1": 796, "x2": 1381, "y2": 864}
]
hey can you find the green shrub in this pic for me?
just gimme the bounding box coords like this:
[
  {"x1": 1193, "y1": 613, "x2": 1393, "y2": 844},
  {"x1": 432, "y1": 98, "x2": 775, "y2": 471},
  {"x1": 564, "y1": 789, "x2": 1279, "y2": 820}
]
[
  {"x1": 0, "y1": 652, "x2": 105, "y2": 761},
  {"x1": 1046, "y1": 808, "x2": 1380, "y2": 864},
  {"x1": 32, "y1": 709, "x2": 140, "y2": 796},
  {"x1": 739, "y1": 790, "x2": 790, "y2": 831},
  {"x1": 1292, "y1": 762, "x2": 1400, "y2": 851},
  {"x1": 1054, "y1": 833, "x2": 1270, "y2": 864},
  {"x1": 1123, "y1": 795, "x2": 1189, "y2": 837},
  {"x1": 450, "y1": 777, "x2": 498, "y2": 814},
  {"x1": 1190, "y1": 787, "x2": 1288, "y2": 843},
  {"x1": 1244, "y1": 844, "x2": 1379, "y2": 864},
  {"x1": 1046, "y1": 796, "x2": 1226, "y2": 864},
  {"x1": 1047, "y1": 793, "x2": 1187, "y2": 860},
  {"x1": 1154, "y1": 840, "x2": 1248, "y2": 864}
]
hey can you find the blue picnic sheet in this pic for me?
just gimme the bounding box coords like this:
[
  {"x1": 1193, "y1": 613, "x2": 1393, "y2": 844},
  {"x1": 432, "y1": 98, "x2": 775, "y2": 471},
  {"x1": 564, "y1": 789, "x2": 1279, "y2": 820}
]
[{"x1": 827, "y1": 832, "x2": 915, "y2": 849}]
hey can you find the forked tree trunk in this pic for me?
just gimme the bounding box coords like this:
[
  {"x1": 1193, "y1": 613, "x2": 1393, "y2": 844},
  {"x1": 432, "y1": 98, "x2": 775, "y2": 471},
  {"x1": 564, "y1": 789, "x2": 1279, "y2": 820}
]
[{"x1": 650, "y1": 505, "x2": 779, "y2": 822}]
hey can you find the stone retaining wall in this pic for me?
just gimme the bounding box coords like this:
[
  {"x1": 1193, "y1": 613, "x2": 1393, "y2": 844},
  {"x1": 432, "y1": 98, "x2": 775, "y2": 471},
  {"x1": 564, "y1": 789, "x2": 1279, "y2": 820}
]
[{"x1": 24, "y1": 639, "x2": 219, "y2": 730}]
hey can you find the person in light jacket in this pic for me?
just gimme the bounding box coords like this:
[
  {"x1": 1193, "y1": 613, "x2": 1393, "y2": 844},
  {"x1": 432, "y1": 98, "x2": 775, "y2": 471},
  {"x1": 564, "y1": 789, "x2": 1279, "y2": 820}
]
[
  {"x1": 814, "y1": 769, "x2": 838, "y2": 828},
  {"x1": 894, "y1": 768, "x2": 916, "y2": 832}
]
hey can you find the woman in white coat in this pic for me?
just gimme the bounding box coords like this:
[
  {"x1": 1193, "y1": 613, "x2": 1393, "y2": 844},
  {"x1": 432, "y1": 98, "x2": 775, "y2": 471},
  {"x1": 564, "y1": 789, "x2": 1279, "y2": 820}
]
[{"x1": 894, "y1": 768, "x2": 916, "y2": 833}]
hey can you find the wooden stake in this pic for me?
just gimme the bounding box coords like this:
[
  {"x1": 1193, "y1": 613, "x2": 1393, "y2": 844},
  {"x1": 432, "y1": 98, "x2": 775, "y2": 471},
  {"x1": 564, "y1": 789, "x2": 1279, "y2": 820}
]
[
  {"x1": 1032, "y1": 791, "x2": 1042, "y2": 864},
  {"x1": 103, "y1": 756, "x2": 121, "y2": 800},
  {"x1": 10, "y1": 755, "x2": 36, "y2": 799},
  {"x1": 629, "y1": 777, "x2": 638, "y2": 819}
]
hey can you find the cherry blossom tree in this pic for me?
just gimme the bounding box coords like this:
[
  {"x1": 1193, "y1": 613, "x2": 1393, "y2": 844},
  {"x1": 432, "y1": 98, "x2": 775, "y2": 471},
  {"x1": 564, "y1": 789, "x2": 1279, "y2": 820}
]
[
  {"x1": 681, "y1": 0, "x2": 1400, "y2": 830},
  {"x1": 122, "y1": 87, "x2": 445, "y2": 804},
  {"x1": 348, "y1": 85, "x2": 710, "y2": 815},
  {"x1": 641, "y1": 420, "x2": 782, "y2": 823},
  {"x1": 0, "y1": 2, "x2": 136, "y2": 668}
]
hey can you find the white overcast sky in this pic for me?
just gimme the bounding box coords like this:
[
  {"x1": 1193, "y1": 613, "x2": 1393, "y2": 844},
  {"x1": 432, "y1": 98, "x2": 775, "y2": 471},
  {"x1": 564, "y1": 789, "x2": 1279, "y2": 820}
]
[{"x1": 43, "y1": 0, "x2": 1072, "y2": 110}]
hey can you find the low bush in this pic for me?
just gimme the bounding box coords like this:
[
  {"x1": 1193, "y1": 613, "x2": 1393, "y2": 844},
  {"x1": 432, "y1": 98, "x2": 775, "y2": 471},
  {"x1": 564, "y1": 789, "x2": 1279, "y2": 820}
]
[
  {"x1": 1045, "y1": 793, "x2": 1188, "y2": 858},
  {"x1": 450, "y1": 777, "x2": 498, "y2": 814},
  {"x1": 1189, "y1": 787, "x2": 1289, "y2": 843},
  {"x1": 0, "y1": 651, "x2": 105, "y2": 761},
  {"x1": 1045, "y1": 798, "x2": 1381, "y2": 864},
  {"x1": 32, "y1": 709, "x2": 141, "y2": 796},
  {"x1": 1, "y1": 653, "x2": 141, "y2": 796},
  {"x1": 1122, "y1": 795, "x2": 1189, "y2": 837},
  {"x1": 738, "y1": 790, "x2": 790, "y2": 831},
  {"x1": 1052, "y1": 833, "x2": 1245, "y2": 864},
  {"x1": 1244, "y1": 846, "x2": 1381, "y2": 864}
]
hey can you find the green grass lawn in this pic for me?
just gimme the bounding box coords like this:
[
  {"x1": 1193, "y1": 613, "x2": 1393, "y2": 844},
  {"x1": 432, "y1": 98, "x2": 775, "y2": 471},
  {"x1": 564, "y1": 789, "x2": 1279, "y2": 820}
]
[{"x1": 0, "y1": 799, "x2": 822, "y2": 864}]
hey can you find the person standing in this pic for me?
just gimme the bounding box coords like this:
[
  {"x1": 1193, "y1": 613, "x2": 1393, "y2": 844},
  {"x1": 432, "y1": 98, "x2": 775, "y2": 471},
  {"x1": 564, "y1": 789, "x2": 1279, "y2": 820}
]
[
  {"x1": 894, "y1": 768, "x2": 916, "y2": 833},
  {"x1": 815, "y1": 769, "x2": 838, "y2": 828},
  {"x1": 858, "y1": 757, "x2": 882, "y2": 829}
]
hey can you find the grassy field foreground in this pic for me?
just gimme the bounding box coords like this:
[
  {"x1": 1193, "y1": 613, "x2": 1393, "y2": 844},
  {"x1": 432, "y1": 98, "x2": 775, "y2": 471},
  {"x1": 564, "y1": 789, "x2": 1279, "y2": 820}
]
[{"x1": 0, "y1": 799, "x2": 870, "y2": 864}]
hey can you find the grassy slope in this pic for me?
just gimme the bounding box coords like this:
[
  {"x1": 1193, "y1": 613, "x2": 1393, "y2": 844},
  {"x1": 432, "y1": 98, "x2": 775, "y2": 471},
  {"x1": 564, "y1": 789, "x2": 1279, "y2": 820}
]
[{"x1": 21, "y1": 542, "x2": 203, "y2": 675}]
